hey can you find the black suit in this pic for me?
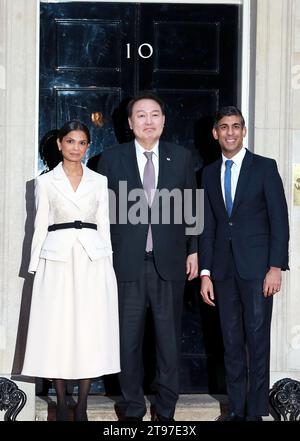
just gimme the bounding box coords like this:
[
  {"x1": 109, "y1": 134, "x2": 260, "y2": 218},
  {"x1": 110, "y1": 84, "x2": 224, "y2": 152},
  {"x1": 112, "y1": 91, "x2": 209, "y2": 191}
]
[
  {"x1": 200, "y1": 149, "x2": 289, "y2": 417},
  {"x1": 98, "y1": 141, "x2": 197, "y2": 418}
]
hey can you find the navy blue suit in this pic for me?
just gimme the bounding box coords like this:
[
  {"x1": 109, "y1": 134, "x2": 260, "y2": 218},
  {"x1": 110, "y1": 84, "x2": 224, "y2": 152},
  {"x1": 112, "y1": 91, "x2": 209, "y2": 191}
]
[{"x1": 200, "y1": 149, "x2": 289, "y2": 417}]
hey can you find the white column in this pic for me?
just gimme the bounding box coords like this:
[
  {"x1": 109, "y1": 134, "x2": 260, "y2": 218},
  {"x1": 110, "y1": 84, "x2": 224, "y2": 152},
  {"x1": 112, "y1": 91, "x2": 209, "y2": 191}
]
[
  {"x1": 0, "y1": 0, "x2": 38, "y2": 420},
  {"x1": 255, "y1": 0, "x2": 300, "y2": 383}
]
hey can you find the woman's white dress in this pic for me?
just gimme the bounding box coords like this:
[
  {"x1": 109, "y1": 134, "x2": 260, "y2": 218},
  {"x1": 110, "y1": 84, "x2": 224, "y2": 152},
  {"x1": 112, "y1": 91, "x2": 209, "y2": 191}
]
[{"x1": 22, "y1": 162, "x2": 120, "y2": 379}]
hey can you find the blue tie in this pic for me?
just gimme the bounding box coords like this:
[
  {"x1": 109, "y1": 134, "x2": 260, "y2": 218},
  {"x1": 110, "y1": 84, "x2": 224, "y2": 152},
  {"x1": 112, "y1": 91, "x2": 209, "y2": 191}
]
[{"x1": 225, "y1": 160, "x2": 233, "y2": 216}]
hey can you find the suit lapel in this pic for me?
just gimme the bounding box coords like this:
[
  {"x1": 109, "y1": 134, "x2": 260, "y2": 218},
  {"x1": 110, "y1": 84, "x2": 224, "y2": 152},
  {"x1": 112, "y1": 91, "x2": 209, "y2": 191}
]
[
  {"x1": 120, "y1": 141, "x2": 178, "y2": 202},
  {"x1": 51, "y1": 162, "x2": 95, "y2": 208},
  {"x1": 156, "y1": 141, "x2": 169, "y2": 190},
  {"x1": 121, "y1": 141, "x2": 171, "y2": 190},
  {"x1": 151, "y1": 142, "x2": 176, "y2": 211},
  {"x1": 52, "y1": 162, "x2": 76, "y2": 202},
  {"x1": 121, "y1": 142, "x2": 143, "y2": 189},
  {"x1": 231, "y1": 149, "x2": 254, "y2": 217},
  {"x1": 210, "y1": 159, "x2": 228, "y2": 217},
  {"x1": 74, "y1": 164, "x2": 96, "y2": 200}
]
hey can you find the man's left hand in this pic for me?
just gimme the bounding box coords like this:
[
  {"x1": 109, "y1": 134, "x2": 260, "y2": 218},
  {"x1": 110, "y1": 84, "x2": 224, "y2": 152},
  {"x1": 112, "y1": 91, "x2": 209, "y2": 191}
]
[
  {"x1": 186, "y1": 253, "x2": 198, "y2": 281},
  {"x1": 263, "y1": 266, "x2": 282, "y2": 297}
]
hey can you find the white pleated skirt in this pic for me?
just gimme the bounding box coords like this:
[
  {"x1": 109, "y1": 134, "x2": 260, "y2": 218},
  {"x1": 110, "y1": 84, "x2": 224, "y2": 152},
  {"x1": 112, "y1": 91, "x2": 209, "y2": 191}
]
[{"x1": 22, "y1": 240, "x2": 120, "y2": 379}]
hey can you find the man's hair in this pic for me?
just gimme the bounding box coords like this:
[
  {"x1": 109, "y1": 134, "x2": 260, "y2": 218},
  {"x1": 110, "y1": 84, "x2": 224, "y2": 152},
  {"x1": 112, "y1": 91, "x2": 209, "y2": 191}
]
[
  {"x1": 127, "y1": 91, "x2": 166, "y2": 117},
  {"x1": 214, "y1": 106, "x2": 245, "y2": 128}
]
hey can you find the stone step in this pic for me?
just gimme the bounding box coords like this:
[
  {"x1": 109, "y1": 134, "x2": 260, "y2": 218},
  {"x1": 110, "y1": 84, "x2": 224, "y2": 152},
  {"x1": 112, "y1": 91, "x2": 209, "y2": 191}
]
[{"x1": 35, "y1": 394, "x2": 274, "y2": 421}]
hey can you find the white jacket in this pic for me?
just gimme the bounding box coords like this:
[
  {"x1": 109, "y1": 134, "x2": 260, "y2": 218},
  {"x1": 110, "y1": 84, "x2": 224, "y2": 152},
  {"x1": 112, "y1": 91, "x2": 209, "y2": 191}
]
[{"x1": 29, "y1": 162, "x2": 112, "y2": 273}]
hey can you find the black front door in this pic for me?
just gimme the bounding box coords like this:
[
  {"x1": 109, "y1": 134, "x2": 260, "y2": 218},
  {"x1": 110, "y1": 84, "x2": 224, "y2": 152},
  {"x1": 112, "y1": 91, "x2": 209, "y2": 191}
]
[{"x1": 40, "y1": 1, "x2": 241, "y2": 394}]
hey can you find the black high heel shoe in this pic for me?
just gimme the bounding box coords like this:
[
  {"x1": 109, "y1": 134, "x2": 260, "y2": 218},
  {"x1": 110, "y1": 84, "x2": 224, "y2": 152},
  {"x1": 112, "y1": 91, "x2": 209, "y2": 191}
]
[
  {"x1": 56, "y1": 405, "x2": 69, "y2": 421},
  {"x1": 74, "y1": 405, "x2": 88, "y2": 421}
]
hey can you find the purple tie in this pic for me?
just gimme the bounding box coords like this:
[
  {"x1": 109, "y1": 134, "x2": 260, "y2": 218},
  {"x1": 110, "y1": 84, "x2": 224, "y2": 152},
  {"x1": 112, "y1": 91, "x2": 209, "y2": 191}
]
[{"x1": 143, "y1": 151, "x2": 155, "y2": 252}]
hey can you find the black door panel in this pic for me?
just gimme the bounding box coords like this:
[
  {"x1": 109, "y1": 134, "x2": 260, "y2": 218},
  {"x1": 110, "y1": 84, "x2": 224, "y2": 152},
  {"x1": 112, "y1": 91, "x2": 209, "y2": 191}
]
[{"x1": 40, "y1": 2, "x2": 136, "y2": 167}]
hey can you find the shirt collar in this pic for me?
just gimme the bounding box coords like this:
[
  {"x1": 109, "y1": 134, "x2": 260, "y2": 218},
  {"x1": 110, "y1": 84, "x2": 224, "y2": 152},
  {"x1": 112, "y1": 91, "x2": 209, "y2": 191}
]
[
  {"x1": 222, "y1": 147, "x2": 246, "y2": 167},
  {"x1": 135, "y1": 139, "x2": 159, "y2": 158}
]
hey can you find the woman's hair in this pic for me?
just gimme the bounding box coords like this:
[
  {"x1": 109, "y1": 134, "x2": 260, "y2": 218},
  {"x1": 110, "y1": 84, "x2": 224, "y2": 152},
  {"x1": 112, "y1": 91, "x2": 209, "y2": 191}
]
[
  {"x1": 39, "y1": 129, "x2": 62, "y2": 171},
  {"x1": 57, "y1": 120, "x2": 91, "y2": 144}
]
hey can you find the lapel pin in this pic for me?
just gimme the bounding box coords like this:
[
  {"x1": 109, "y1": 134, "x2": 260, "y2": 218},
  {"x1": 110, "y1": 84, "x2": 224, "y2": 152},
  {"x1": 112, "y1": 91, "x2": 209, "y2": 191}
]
[{"x1": 166, "y1": 157, "x2": 171, "y2": 161}]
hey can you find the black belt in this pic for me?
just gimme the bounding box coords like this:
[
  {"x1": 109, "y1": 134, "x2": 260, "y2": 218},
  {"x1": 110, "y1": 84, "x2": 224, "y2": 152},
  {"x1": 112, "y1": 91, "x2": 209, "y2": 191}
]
[{"x1": 48, "y1": 221, "x2": 97, "y2": 232}]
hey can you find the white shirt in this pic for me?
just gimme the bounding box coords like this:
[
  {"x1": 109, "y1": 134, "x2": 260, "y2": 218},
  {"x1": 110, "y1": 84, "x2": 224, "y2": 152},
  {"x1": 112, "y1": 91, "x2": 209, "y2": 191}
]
[
  {"x1": 220, "y1": 147, "x2": 246, "y2": 203},
  {"x1": 201, "y1": 147, "x2": 247, "y2": 278},
  {"x1": 135, "y1": 139, "x2": 159, "y2": 188}
]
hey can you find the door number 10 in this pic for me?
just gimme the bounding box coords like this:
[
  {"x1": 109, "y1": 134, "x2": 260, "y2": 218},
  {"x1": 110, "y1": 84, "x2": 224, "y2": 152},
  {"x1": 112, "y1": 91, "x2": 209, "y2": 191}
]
[{"x1": 126, "y1": 43, "x2": 153, "y2": 59}]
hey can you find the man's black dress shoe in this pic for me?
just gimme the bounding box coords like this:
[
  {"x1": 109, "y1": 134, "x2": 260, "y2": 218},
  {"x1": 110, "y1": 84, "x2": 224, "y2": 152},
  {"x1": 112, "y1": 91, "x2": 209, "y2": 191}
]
[
  {"x1": 246, "y1": 416, "x2": 263, "y2": 421},
  {"x1": 216, "y1": 412, "x2": 245, "y2": 421},
  {"x1": 151, "y1": 412, "x2": 175, "y2": 422},
  {"x1": 124, "y1": 416, "x2": 143, "y2": 421}
]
